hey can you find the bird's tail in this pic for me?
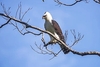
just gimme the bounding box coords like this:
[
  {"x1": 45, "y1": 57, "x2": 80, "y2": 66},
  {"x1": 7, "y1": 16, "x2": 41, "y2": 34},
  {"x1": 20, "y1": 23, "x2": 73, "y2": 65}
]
[{"x1": 60, "y1": 44, "x2": 70, "y2": 54}]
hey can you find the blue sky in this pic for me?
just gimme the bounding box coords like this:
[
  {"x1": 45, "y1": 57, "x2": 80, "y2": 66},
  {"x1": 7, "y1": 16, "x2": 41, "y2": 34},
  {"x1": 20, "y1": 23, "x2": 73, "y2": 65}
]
[{"x1": 0, "y1": 0, "x2": 100, "y2": 67}]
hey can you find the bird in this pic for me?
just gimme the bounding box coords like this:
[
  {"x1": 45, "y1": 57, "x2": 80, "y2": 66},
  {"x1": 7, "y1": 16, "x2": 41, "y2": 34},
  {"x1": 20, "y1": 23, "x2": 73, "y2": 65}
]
[{"x1": 42, "y1": 12, "x2": 69, "y2": 54}]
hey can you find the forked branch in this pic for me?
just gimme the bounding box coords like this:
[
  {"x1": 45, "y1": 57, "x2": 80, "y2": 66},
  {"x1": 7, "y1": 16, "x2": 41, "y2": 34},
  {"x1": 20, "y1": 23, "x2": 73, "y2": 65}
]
[
  {"x1": 0, "y1": 3, "x2": 100, "y2": 57},
  {"x1": 42, "y1": 0, "x2": 100, "y2": 6},
  {"x1": 0, "y1": 13, "x2": 100, "y2": 57}
]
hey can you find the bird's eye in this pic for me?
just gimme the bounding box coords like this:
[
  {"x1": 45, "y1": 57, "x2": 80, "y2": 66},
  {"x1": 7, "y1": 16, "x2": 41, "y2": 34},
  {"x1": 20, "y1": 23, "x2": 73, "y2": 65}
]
[{"x1": 43, "y1": 15, "x2": 47, "y2": 17}]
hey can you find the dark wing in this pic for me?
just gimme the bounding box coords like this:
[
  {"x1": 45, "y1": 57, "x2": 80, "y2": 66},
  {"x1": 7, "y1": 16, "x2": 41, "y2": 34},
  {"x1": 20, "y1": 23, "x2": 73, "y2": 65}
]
[
  {"x1": 52, "y1": 20, "x2": 65, "y2": 43},
  {"x1": 52, "y1": 20, "x2": 69, "y2": 54}
]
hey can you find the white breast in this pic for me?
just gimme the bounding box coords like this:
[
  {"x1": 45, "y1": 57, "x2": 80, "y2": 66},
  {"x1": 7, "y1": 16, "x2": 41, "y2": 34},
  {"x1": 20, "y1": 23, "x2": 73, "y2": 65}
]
[
  {"x1": 44, "y1": 21, "x2": 55, "y2": 34},
  {"x1": 44, "y1": 21, "x2": 60, "y2": 41}
]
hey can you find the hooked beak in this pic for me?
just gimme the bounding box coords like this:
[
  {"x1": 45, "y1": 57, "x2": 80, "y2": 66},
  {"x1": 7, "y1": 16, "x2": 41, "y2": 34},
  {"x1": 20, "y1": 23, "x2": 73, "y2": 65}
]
[
  {"x1": 42, "y1": 16, "x2": 44, "y2": 19},
  {"x1": 42, "y1": 15, "x2": 46, "y2": 19}
]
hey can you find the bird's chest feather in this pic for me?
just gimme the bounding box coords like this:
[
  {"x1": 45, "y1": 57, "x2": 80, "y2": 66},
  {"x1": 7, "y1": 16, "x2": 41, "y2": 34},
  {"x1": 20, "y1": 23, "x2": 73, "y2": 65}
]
[{"x1": 44, "y1": 21, "x2": 55, "y2": 34}]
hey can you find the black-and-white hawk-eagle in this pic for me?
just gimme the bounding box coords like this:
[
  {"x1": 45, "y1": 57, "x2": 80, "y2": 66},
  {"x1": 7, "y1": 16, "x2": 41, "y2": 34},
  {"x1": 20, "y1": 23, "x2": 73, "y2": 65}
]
[{"x1": 42, "y1": 12, "x2": 69, "y2": 54}]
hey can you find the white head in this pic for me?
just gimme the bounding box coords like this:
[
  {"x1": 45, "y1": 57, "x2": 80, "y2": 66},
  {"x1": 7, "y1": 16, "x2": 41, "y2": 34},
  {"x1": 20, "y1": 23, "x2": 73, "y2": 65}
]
[{"x1": 42, "y1": 12, "x2": 53, "y2": 22}]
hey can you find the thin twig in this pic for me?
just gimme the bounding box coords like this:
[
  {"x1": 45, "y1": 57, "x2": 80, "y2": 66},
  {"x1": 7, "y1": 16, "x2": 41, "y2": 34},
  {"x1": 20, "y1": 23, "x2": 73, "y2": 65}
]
[
  {"x1": 0, "y1": 3, "x2": 11, "y2": 15},
  {"x1": 0, "y1": 13, "x2": 100, "y2": 57},
  {"x1": 64, "y1": 30, "x2": 68, "y2": 43},
  {"x1": 70, "y1": 30, "x2": 84, "y2": 47},
  {"x1": 0, "y1": 18, "x2": 11, "y2": 28},
  {"x1": 54, "y1": 0, "x2": 83, "y2": 6}
]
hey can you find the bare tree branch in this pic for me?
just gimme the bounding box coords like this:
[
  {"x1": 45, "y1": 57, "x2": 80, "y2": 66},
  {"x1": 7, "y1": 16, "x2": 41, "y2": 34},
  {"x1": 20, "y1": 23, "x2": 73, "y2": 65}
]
[
  {"x1": 0, "y1": 3, "x2": 11, "y2": 15},
  {"x1": 64, "y1": 30, "x2": 68, "y2": 43},
  {"x1": 0, "y1": 18, "x2": 11, "y2": 28},
  {"x1": 0, "y1": 3, "x2": 100, "y2": 58},
  {"x1": 15, "y1": 2, "x2": 32, "y2": 21},
  {"x1": 71, "y1": 49, "x2": 100, "y2": 56},
  {"x1": 54, "y1": 0, "x2": 100, "y2": 6},
  {"x1": 0, "y1": 13, "x2": 100, "y2": 57},
  {"x1": 70, "y1": 30, "x2": 84, "y2": 47},
  {"x1": 42, "y1": 0, "x2": 100, "y2": 6},
  {"x1": 31, "y1": 42, "x2": 62, "y2": 60},
  {"x1": 94, "y1": 0, "x2": 100, "y2": 4},
  {"x1": 30, "y1": 43, "x2": 60, "y2": 56},
  {"x1": 10, "y1": 22, "x2": 43, "y2": 35},
  {"x1": 54, "y1": 0, "x2": 83, "y2": 6}
]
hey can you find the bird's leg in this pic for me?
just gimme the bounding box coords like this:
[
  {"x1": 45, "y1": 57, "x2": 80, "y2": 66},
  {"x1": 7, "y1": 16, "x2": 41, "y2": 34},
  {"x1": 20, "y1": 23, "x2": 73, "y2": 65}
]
[
  {"x1": 44, "y1": 40, "x2": 58, "y2": 47},
  {"x1": 44, "y1": 41, "x2": 53, "y2": 47}
]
